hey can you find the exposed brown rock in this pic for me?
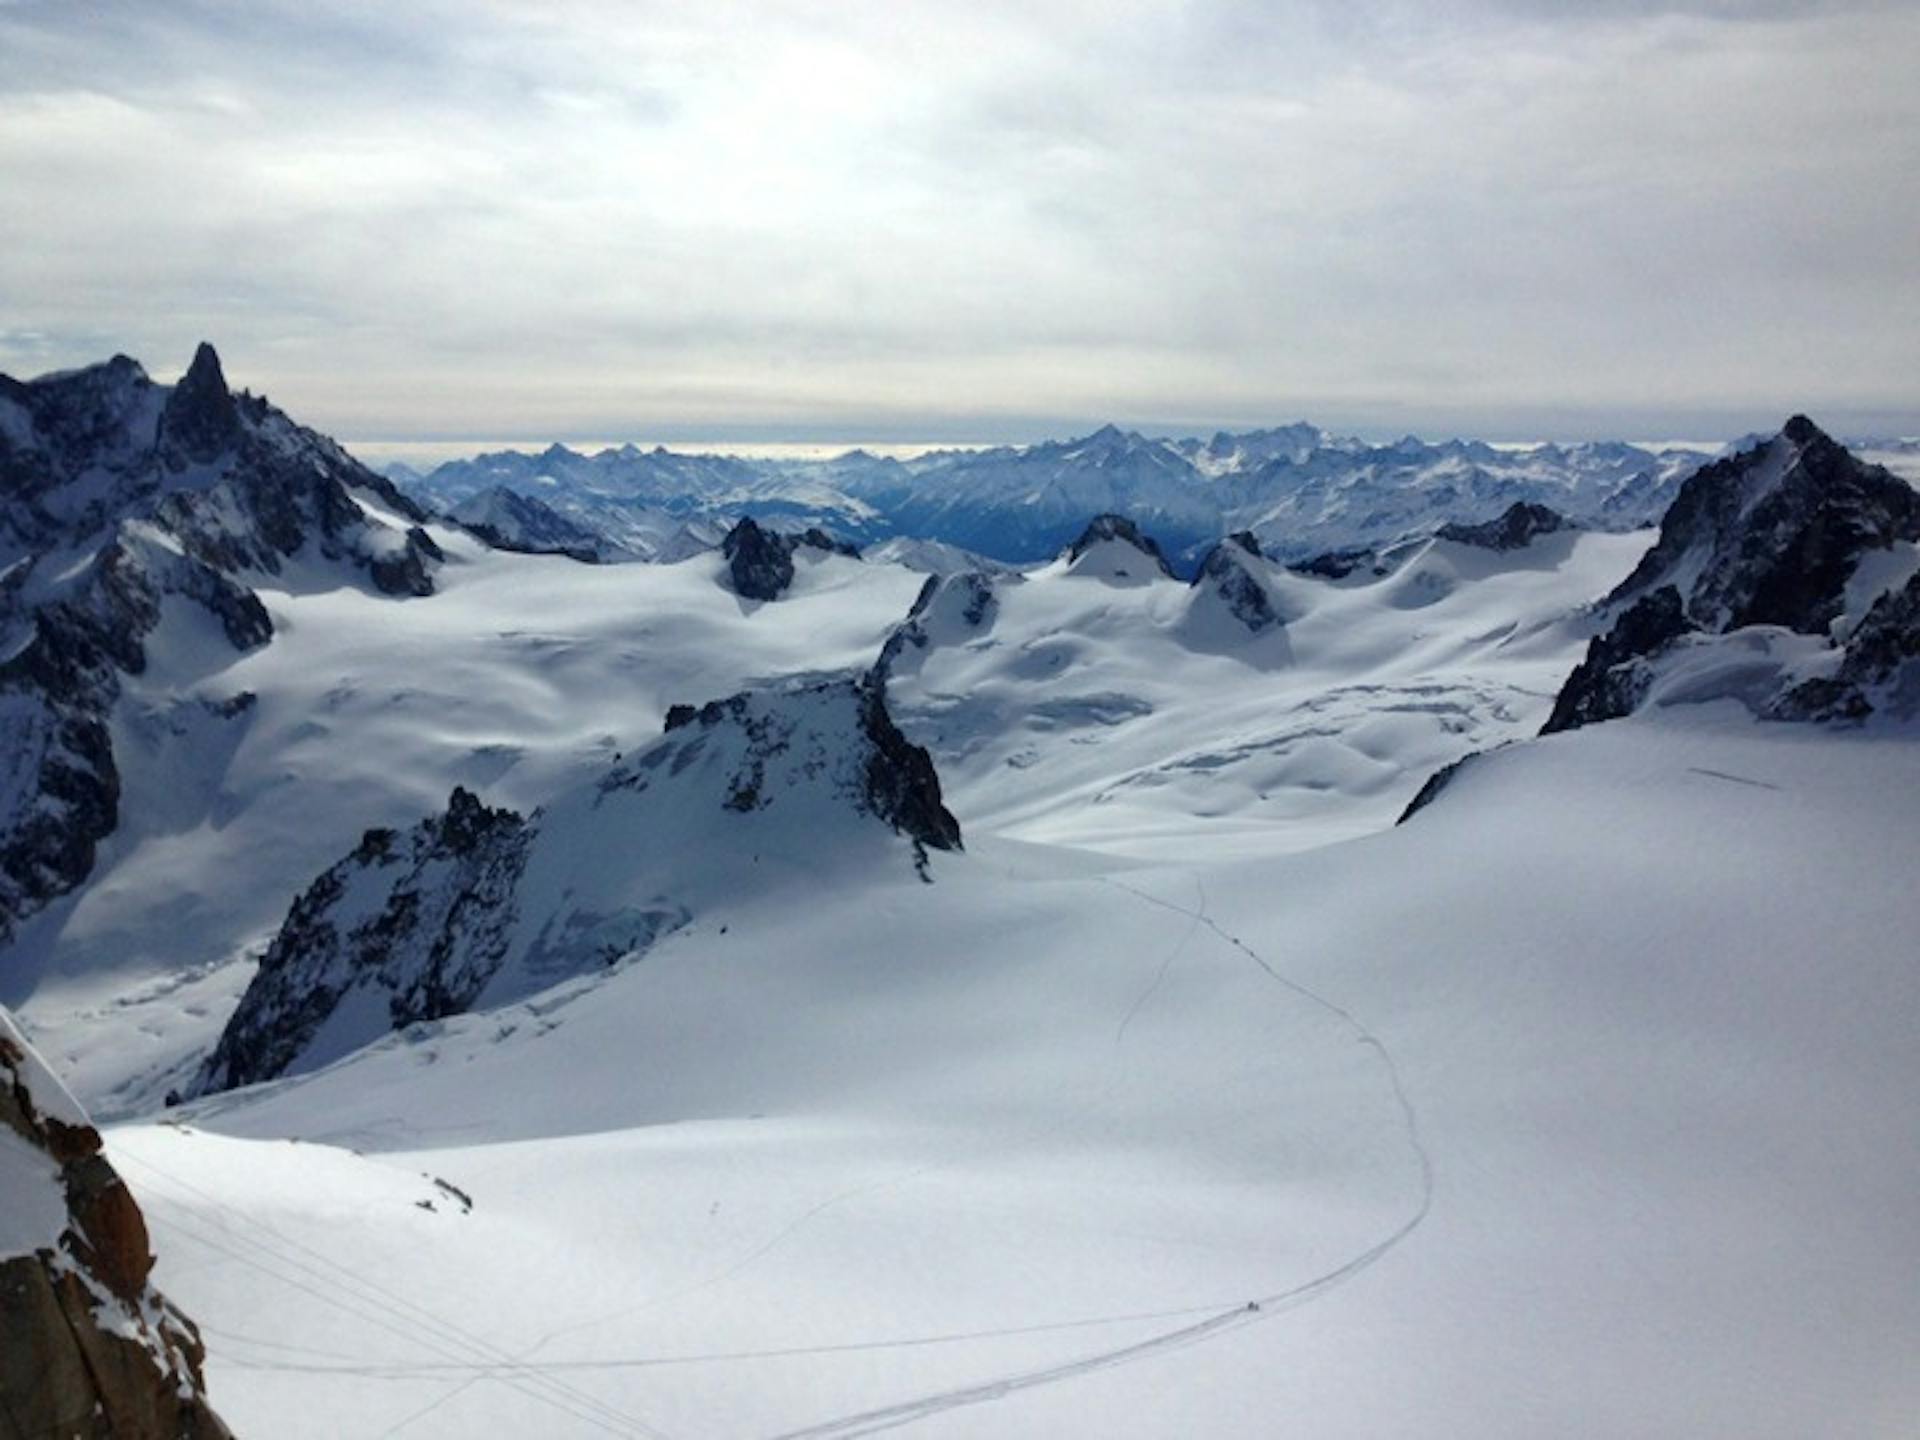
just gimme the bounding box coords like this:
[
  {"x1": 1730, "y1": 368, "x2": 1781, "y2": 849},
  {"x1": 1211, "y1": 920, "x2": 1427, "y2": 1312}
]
[{"x1": 0, "y1": 1018, "x2": 235, "y2": 1440}]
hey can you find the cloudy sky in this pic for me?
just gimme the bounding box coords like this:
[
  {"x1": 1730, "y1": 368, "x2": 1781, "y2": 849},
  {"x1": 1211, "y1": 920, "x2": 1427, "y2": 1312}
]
[{"x1": 2, "y1": 0, "x2": 1916, "y2": 444}]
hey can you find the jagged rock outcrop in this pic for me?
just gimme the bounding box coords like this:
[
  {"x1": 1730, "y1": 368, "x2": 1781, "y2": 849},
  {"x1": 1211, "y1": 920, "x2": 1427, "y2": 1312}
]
[
  {"x1": 649, "y1": 677, "x2": 959, "y2": 854},
  {"x1": 1, "y1": 1009, "x2": 233, "y2": 1439},
  {"x1": 195, "y1": 677, "x2": 959, "y2": 1094},
  {"x1": 872, "y1": 571, "x2": 1001, "y2": 681},
  {"x1": 1188, "y1": 531, "x2": 1281, "y2": 633},
  {"x1": 157, "y1": 342, "x2": 243, "y2": 467},
  {"x1": 1064, "y1": 514, "x2": 1175, "y2": 578},
  {"x1": 719, "y1": 518, "x2": 859, "y2": 600},
  {"x1": 1541, "y1": 587, "x2": 1690, "y2": 734},
  {"x1": 1437, "y1": 501, "x2": 1572, "y2": 551},
  {"x1": 0, "y1": 343, "x2": 442, "y2": 938},
  {"x1": 1288, "y1": 546, "x2": 1384, "y2": 581},
  {"x1": 1542, "y1": 418, "x2": 1920, "y2": 733},
  {"x1": 1607, "y1": 416, "x2": 1920, "y2": 634},
  {"x1": 194, "y1": 788, "x2": 536, "y2": 1094},
  {"x1": 1395, "y1": 747, "x2": 1502, "y2": 825},
  {"x1": 1, "y1": 343, "x2": 439, "y2": 591},
  {"x1": 1775, "y1": 570, "x2": 1920, "y2": 721}
]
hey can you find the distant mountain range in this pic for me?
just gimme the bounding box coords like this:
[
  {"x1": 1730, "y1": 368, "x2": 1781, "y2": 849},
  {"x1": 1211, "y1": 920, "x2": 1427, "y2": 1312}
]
[{"x1": 388, "y1": 423, "x2": 1719, "y2": 570}]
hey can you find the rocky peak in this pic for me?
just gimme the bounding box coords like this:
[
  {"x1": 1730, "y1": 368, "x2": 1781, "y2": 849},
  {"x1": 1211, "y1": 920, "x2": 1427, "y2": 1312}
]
[
  {"x1": 873, "y1": 571, "x2": 1001, "y2": 682},
  {"x1": 649, "y1": 678, "x2": 961, "y2": 855},
  {"x1": 1187, "y1": 531, "x2": 1283, "y2": 634},
  {"x1": 1065, "y1": 513, "x2": 1175, "y2": 577},
  {"x1": 1608, "y1": 414, "x2": 1920, "y2": 635},
  {"x1": 1437, "y1": 501, "x2": 1572, "y2": 551},
  {"x1": 159, "y1": 341, "x2": 241, "y2": 465},
  {"x1": 1541, "y1": 586, "x2": 1690, "y2": 734},
  {"x1": 1781, "y1": 413, "x2": 1823, "y2": 447},
  {"x1": 193, "y1": 783, "x2": 536, "y2": 1094},
  {"x1": 1541, "y1": 418, "x2": 1920, "y2": 732},
  {"x1": 721, "y1": 516, "x2": 797, "y2": 600},
  {"x1": 1, "y1": 1009, "x2": 233, "y2": 1438}
]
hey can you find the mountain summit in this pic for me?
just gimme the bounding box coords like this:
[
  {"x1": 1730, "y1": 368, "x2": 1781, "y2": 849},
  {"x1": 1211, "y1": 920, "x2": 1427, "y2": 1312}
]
[{"x1": 1545, "y1": 417, "x2": 1920, "y2": 731}]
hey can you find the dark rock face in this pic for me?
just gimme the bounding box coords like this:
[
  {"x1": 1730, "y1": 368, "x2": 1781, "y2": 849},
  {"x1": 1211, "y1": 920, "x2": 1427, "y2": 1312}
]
[
  {"x1": 798, "y1": 526, "x2": 862, "y2": 559},
  {"x1": 1191, "y1": 534, "x2": 1280, "y2": 633},
  {"x1": 873, "y1": 572, "x2": 999, "y2": 681},
  {"x1": 658, "y1": 678, "x2": 961, "y2": 857},
  {"x1": 1437, "y1": 501, "x2": 1571, "y2": 551},
  {"x1": 0, "y1": 343, "x2": 441, "y2": 938},
  {"x1": 1542, "y1": 418, "x2": 1920, "y2": 734},
  {"x1": 721, "y1": 516, "x2": 798, "y2": 600},
  {"x1": 1289, "y1": 547, "x2": 1378, "y2": 581},
  {"x1": 854, "y1": 677, "x2": 964, "y2": 858},
  {"x1": 1776, "y1": 570, "x2": 1920, "y2": 721},
  {"x1": 1542, "y1": 587, "x2": 1689, "y2": 734},
  {"x1": 1609, "y1": 416, "x2": 1920, "y2": 635},
  {"x1": 158, "y1": 341, "x2": 242, "y2": 466},
  {"x1": 449, "y1": 486, "x2": 612, "y2": 563},
  {"x1": 1395, "y1": 748, "x2": 1497, "y2": 825},
  {"x1": 0, "y1": 1012, "x2": 234, "y2": 1440},
  {"x1": 195, "y1": 787, "x2": 534, "y2": 1094},
  {"x1": 0, "y1": 531, "x2": 273, "y2": 941},
  {"x1": 719, "y1": 518, "x2": 861, "y2": 599},
  {"x1": 1065, "y1": 513, "x2": 1175, "y2": 577}
]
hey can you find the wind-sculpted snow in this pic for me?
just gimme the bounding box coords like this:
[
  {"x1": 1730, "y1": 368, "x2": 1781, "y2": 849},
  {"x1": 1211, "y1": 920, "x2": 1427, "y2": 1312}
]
[
  {"x1": 195, "y1": 676, "x2": 957, "y2": 1092},
  {"x1": 1545, "y1": 417, "x2": 1920, "y2": 731}
]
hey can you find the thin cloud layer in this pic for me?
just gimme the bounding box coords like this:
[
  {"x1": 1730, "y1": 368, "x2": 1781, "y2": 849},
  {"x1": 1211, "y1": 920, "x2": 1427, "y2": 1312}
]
[{"x1": 2, "y1": 0, "x2": 1915, "y2": 440}]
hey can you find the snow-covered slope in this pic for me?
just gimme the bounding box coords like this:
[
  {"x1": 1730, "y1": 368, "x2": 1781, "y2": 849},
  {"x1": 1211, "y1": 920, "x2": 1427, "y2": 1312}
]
[
  {"x1": 447, "y1": 486, "x2": 625, "y2": 562},
  {"x1": 106, "y1": 707, "x2": 1920, "y2": 1439},
  {"x1": 881, "y1": 513, "x2": 1649, "y2": 857},
  {"x1": 195, "y1": 675, "x2": 958, "y2": 1092},
  {"x1": 7, "y1": 365, "x2": 1917, "y2": 1440},
  {"x1": 0, "y1": 528, "x2": 929, "y2": 1114}
]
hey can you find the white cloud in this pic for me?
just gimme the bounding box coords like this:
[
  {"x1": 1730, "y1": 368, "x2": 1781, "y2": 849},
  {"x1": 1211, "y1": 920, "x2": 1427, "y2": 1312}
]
[{"x1": 1, "y1": 0, "x2": 1915, "y2": 440}]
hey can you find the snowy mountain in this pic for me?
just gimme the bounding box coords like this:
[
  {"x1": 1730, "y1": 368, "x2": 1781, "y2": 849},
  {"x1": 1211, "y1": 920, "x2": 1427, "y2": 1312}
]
[
  {"x1": 0, "y1": 1006, "x2": 232, "y2": 1437},
  {"x1": 0, "y1": 345, "x2": 442, "y2": 941},
  {"x1": 2, "y1": 356, "x2": 1916, "y2": 1440},
  {"x1": 446, "y1": 485, "x2": 624, "y2": 562},
  {"x1": 195, "y1": 675, "x2": 957, "y2": 1092},
  {"x1": 403, "y1": 441, "x2": 885, "y2": 561},
  {"x1": 1545, "y1": 416, "x2": 1920, "y2": 730},
  {"x1": 390, "y1": 424, "x2": 1708, "y2": 570}
]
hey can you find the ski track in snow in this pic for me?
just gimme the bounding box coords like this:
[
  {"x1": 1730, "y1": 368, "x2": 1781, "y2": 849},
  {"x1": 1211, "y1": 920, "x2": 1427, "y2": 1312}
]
[
  {"x1": 750, "y1": 874, "x2": 1437, "y2": 1440},
  {"x1": 147, "y1": 868, "x2": 1435, "y2": 1440}
]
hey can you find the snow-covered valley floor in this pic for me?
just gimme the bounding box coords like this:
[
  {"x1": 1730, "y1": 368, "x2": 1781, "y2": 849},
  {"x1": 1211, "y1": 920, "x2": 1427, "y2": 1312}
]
[
  {"x1": 105, "y1": 710, "x2": 1920, "y2": 1438},
  {"x1": 6, "y1": 518, "x2": 1914, "y2": 1437}
]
